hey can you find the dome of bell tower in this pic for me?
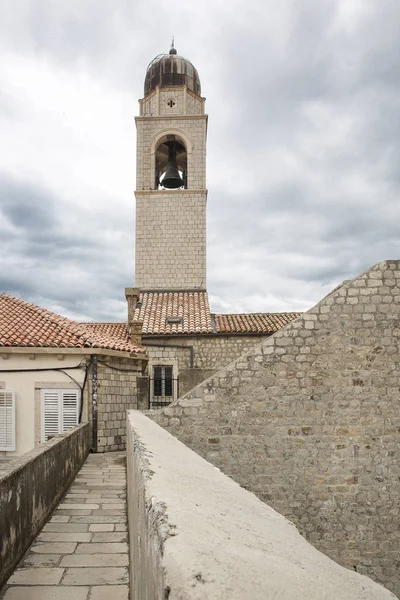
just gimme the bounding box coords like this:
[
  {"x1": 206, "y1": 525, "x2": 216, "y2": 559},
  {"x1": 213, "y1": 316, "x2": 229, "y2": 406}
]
[{"x1": 144, "y1": 44, "x2": 201, "y2": 97}]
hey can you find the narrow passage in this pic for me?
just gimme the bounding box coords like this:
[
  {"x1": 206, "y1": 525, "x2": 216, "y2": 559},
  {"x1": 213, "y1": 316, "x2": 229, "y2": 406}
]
[{"x1": 1, "y1": 452, "x2": 129, "y2": 600}]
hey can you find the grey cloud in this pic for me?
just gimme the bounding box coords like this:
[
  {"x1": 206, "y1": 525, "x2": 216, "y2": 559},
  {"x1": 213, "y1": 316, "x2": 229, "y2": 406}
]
[
  {"x1": 0, "y1": 174, "x2": 133, "y2": 319},
  {"x1": 0, "y1": 1, "x2": 400, "y2": 320}
]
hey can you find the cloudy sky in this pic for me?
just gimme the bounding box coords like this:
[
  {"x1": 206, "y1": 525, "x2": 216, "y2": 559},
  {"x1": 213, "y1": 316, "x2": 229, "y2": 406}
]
[{"x1": 0, "y1": 0, "x2": 399, "y2": 321}]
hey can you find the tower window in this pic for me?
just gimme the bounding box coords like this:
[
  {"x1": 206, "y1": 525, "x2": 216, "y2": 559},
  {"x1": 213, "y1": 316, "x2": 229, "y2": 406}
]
[
  {"x1": 155, "y1": 135, "x2": 187, "y2": 190},
  {"x1": 167, "y1": 99, "x2": 176, "y2": 108}
]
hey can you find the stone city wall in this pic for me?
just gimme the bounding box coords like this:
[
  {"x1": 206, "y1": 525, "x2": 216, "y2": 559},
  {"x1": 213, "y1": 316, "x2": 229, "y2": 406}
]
[
  {"x1": 92, "y1": 356, "x2": 143, "y2": 452},
  {"x1": 127, "y1": 411, "x2": 395, "y2": 600},
  {"x1": 144, "y1": 335, "x2": 267, "y2": 397},
  {"x1": 0, "y1": 423, "x2": 90, "y2": 589},
  {"x1": 149, "y1": 261, "x2": 400, "y2": 596}
]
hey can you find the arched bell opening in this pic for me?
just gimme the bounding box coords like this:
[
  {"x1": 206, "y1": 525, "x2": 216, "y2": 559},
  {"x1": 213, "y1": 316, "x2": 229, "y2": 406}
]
[{"x1": 155, "y1": 134, "x2": 187, "y2": 190}]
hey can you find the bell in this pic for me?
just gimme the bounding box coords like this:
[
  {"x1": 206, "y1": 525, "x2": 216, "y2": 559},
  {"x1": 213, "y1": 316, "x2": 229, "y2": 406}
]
[{"x1": 161, "y1": 142, "x2": 184, "y2": 189}]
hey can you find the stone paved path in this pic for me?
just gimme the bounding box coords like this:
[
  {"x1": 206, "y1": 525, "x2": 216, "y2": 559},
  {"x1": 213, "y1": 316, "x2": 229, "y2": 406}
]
[{"x1": 1, "y1": 452, "x2": 129, "y2": 600}]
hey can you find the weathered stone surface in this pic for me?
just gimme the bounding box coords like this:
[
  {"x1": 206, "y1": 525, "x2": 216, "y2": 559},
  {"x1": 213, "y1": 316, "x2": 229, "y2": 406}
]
[
  {"x1": 148, "y1": 261, "x2": 400, "y2": 596},
  {"x1": 89, "y1": 585, "x2": 129, "y2": 600},
  {"x1": 68, "y1": 516, "x2": 126, "y2": 524},
  {"x1": 75, "y1": 543, "x2": 128, "y2": 554},
  {"x1": 53, "y1": 509, "x2": 91, "y2": 516},
  {"x1": 127, "y1": 411, "x2": 395, "y2": 600},
  {"x1": 57, "y1": 504, "x2": 99, "y2": 510},
  {"x1": 89, "y1": 524, "x2": 114, "y2": 532},
  {"x1": 91, "y1": 533, "x2": 127, "y2": 543},
  {"x1": 59, "y1": 554, "x2": 129, "y2": 568},
  {"x1": 61, "y1": 567, "x2": 128, "y2": 586},
  {"x1": 30, "y1": 542, "x2": 78, "y2": 555},
  {"x1": 1, "y1": 587, "x2": 89, "y2": 600},
  {"x1": 42, "y1": 524, "x2": 88, "y2": 533},
  {"x1": 96, "y1": 356, "x2": 140, "y2": 452},
  {"x1": 2, "y1": 453, "x2": 129, "y2": 599},
  {"x1": 7, "y1": 568, "x2": 64, "y2": 586},
  {"x1": 37, "y1": 533, "x2": 92, "y2": 543},
  {"x1": 0, "y1": 424, "x2": 90, "y2": 589},
  {"x1": 19, "y1": 555, "x2": 61, "y2": 568},
  {"x1": 49, "y1": 517, "x2": 70, "y2": 523}
]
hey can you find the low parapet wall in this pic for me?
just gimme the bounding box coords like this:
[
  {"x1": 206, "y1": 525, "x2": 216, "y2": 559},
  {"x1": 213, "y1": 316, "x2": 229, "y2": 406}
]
[
  {"x1": 0, "y1": 422, "x2": 90, "y2": 589},
  {"x1": 126, "y1": 411, "x2": 395, "y2": 600}
]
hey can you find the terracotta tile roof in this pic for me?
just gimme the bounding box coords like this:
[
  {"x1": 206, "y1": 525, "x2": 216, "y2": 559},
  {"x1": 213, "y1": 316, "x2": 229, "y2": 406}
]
[
  {"x1": 214, "y1": 312, "x2": 301, "y2": 334},
  {"x1": 82, "y1": 322, "x2": 130, "y2": 340},
  {"x1": 124, "y1": 291, "x2": 300, "y2": 336},
  {"x1": 0, "y1": 294, "x2": 144, "y2": 354},
  {"x1": 135, "y1": 291, "x2": 214, "y2": 335}
]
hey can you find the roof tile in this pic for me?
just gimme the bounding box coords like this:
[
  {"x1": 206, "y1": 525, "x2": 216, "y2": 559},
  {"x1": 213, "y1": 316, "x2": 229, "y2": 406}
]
[
  {"x1": 214, "y1": 312, "x2": 301, "y2": 334},
  {"x1": 134, "y1": 291, "x2": 214, "y2": 335},
  {"x1": 0, "y1": 294, "x2": 144, "y2": 354}
]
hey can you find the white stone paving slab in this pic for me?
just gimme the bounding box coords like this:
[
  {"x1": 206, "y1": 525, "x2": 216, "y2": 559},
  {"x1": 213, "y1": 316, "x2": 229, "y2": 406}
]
[
  {"x1": 61, "y1": 567, "x2": 128, "y2": 586},
  {"x1": 3, "y1": 452, "x2": 129, "y2": 599},
  {"x1": 89, "y1": 585, "x2": 129, "y2": 600},
  {"x1": 8, "y1": 568, "x2": 65, "y2": 586}
]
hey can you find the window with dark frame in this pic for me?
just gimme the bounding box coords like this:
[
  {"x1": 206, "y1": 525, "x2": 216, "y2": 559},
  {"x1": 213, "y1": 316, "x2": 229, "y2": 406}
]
[{"x1": 153, "y1": 365, "x2": 173, "y2": 399}]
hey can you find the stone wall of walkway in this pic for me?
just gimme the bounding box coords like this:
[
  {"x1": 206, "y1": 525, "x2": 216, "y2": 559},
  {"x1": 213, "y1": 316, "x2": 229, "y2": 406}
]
[
  {"x1": 126, "y1": 411, "x2": 395, "y2": 600},
  {"x1": 0, "y1": 423, "x2": 90, "y2": 590},
  {"x1": 1, "y1": 452, "x2": 129, "y2": 600},
  {"x1": 149, "y1": 261, "x2": 400, "y2": 596},
  {"x1": 92, "y1": 356, "x2": 143, "y2": 453}
]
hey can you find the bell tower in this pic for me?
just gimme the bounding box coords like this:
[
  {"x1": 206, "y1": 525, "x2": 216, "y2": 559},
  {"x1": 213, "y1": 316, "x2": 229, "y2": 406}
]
[{"x1": 135, "y1": 43, "x2": 207, "y2": 290}]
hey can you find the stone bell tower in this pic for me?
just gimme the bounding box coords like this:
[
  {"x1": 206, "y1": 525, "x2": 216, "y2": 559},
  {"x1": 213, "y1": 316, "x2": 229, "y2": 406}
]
[{"x1": 135, "y1": 43, "x2": 207, "y2": 290}]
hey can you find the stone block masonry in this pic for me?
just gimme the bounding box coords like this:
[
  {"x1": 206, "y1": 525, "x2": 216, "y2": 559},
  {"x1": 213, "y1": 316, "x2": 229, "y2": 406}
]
[
  {"x1": 149, "y1": 260, "x2": 400, "y2": 597},
  {"x1": 0, "y1": 423, "x2": 90, "y2": 589},
  {"x1": 126, "y1": 411, "x2": 395, "y2": 600},
  {"x1": 135, "y1": 190, "x2": 206, "y2": 289},
  {"x1": 145, "y1": 335, "x2": 267, "y2": 397},
  {"x1": 1, "y1": 452, "x2": 129, "y2": 599},
  {"x1": 135, "y1": 116, "x2": 207, "y2": 191},
  {"x1": 89, "y1": 357, "x2": 143, "y2": 453}
]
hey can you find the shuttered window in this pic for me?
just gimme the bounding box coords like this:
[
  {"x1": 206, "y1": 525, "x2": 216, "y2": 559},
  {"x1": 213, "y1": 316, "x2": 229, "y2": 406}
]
[
  {"x1": 40, "y1": 389, "x2": 80, "y2": 443},
  {"x1": 0, "y1": 390, "x2": 15, "y2": 451}
]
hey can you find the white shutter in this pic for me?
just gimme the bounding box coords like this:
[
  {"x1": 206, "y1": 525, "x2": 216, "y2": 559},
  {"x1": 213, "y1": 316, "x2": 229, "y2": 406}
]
[
  {"x1": 41, "y1": 389, "x2": 80, "y2": 442},
  {"x1": 0, "y1": 390, "x2": 15, "y2": 451},
  {"x1": 62, "y1": 391, "x2": 79, "y2": 431},
  {"x1": 41, "y1": 391, "x2": 60, "y2": 442}
]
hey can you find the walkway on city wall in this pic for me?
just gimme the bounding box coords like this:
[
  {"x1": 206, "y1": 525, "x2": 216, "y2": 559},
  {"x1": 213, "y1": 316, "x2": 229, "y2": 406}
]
[
  {"x1": 1, "y1": 452, "x2": 129, "y2": 600},
  {"x1": 0, "y1": 416, "x2": 397, "y2": 599}
]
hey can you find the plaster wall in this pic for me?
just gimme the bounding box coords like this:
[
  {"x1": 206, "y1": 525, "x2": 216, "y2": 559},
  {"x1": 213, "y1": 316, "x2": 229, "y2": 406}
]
[
  {"x1": 149, "y1": 260, "x2": 400, "y2": 596},
  {"x1": 126, "y1": 411, "x2": 395, "y2": 600},
  {"x1": 0, "y1": 353, "x2": 87, "y2": 457}
]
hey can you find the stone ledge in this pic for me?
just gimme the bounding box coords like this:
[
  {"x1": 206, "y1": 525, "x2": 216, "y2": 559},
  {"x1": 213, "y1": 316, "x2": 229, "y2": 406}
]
[
  {"x1": 126, "y1": 411, "x2": 395, "y2": 600},
  {"x1": 0, "y1": 423, "x2": 90, "y2": 589}
]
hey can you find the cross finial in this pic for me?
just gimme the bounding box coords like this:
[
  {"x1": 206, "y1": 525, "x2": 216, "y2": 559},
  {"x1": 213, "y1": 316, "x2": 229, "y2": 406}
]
[{"x1": 169, "y1": 37, "x2": 177, "y2": 55}]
